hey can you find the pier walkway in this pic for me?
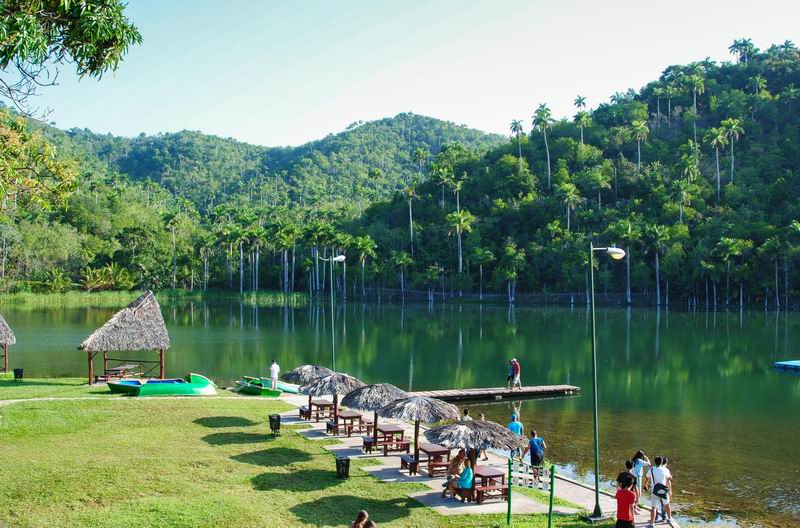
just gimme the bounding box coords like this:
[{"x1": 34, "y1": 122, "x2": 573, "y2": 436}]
[{"x1": 410, "y1": 384, "x2": 580, "y2": 402}]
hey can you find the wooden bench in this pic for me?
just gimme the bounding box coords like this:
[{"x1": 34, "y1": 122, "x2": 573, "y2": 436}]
[
  {"x1": 299, "y1": 406, "x2": 311, "y2": 420},
  {"x1": 344, "y1": 421, "x2": 373, "y2": 437},
  {"x1": 475, "y1": 484, "x2": 509, "y2": 504},
  {"x1": 427, "y1": 460, "x2": 449, "y2": 477},
  {"x1": 399, "y1": 454, "x2": 419, "y2": 475},
  {"x1": 382, "y1": 440, "x2": 410, "y2": 456}
]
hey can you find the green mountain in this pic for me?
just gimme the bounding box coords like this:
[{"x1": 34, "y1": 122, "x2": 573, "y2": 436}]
[{"x1": 39, "y1": 113, "x2": 504, "y2": 211}]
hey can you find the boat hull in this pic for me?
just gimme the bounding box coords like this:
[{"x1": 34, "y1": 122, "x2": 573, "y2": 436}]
[
  {"x1": 108, "y1": 373, "x2": 216, "y2": 396},
  {"x1": 235, "y1": 379, "x2": 281, "y2": 397}
]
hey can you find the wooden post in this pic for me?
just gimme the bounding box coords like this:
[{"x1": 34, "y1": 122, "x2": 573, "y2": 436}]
[
  {"x1": 2, "y1": 342, "x2": 7, "y2": 373},
  {"x1": 88, "y1": 351, "x2": 94, "y2": 385},
  {"x1": 159, "y1": 348, "x2": 165, "y2": 379},
  {"x1": 103, "y1": 351, "x2": 108, "y2": 376},
  {"x1": 414, "y1": 420, "x2": 420, "y2": 462}
]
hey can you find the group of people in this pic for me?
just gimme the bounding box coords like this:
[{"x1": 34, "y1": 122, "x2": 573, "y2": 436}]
[
  {"x1": 507, "y1": 412, "x2": 547, "y2": 467},
  {"x1": 351, "y1": 510, "x2": 377, "y2": 528},
  {"x1": 440, "y1": 449, "x2": 474, "y2": 500},
  {"x1": 615, "y1": 450, "x2": 674, "y2": 528},
  {"x1": 505, "y1": 358, "x2": 522, "y2": 389}
]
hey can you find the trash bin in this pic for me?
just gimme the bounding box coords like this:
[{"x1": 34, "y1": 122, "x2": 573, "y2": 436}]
[
  {"x1": 13, "y1": 368, "x2": 23, "y2": 383},
  {"x1": 335, "y1": 455, "x2": 350, "y2": 479},
  {"x1": 268, "y1": 414, "x2": 281, "y2": 435}
]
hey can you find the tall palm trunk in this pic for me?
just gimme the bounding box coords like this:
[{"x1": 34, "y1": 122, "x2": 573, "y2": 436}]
[
  {"x1": 655, "y1": 251, "x2": 661, "y2": 306},
  {"x1": 361, "y1": 258, "x2": 366, "y2": 296},
  {"x1": 566, "y1": 205, "x2": 571, "y2": 231},
  {"x1": 543, "y1": 130, "x2": 551, "y2": 189},
  {"x1": 479, "y1": 264, "x2": 484, "y2": 300},
  {"x1": 171, "y1": 227, "x2": 176, "y2": 289},
  {"x1": 715, "y1": 146, "x2": 721, "y2": 199},
  {"x1": 239, "y1": 241, "x2": 244, "y2": 294},
  {"x1": 408, "y1": 198, "x2": 414, "y2": 257},
  {"x1": 626, "y1": 246, "x2": 632, "y2": 305},
  {"x1": 775, "y1": 258, "x2": 780, "y2": 308},
  {"x1": 730, "y1": 140, "x2": 735, "y2": 183},
  {"x1": 516, "y1": 132, "x2": 522, "y2": 160},
  {"x1": 456, "y1": 228, "x2": 463, "y2": 273}
]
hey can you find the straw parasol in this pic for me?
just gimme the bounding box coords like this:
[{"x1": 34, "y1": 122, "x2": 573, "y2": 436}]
[
  {"x1": 0, "y1": 313, "x2": 15, "y2": 373},
  {"x1": 379, "y1": 396, "x2": 460, "y2": 463},
  {"x1": 78, "y1": 291, "x2": 169, "y2": 384},
  {"x1": 424, "y1": 419, "x2": 525, "y2": 465},
  {"x1": 341, "y1": 383, "x2": 408, "y2": 444},
  {"x1": 300, "y1": 372, "x2": 365, "y2": 424},
  {"x1": 282, "y1": 364, "x2": 333, "y2": 385}
]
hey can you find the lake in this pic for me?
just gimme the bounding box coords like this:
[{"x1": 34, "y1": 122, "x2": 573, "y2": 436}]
[{"x1": 5, "y1": 299, "x2": 800, "y2": 526}]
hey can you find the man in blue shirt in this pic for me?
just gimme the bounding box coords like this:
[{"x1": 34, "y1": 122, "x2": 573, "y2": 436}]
[
  {"x1": 507, "y1": 413, "x2": 523, "y2": 459},
  {"x1": 522, "y1": 430, "x2": 547, "y2": 467}
]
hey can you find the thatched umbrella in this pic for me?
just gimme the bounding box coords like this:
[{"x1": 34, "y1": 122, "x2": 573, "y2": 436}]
[
  {"x1": 282, "y1": 364, "x2": 333, "y2": 385},
  {"x1": 379, "y1": 396, "x2": 459, "y2": 463},
  {"x1": 300, "y1": 372, "x2": 365, "y2": 424},
  {"x1": 0, "y1": 314, "x2": 15, "y2": 373},
  {"x1": 78, "y1": 291, "x2": 169, "y2": 384},
  {"x1": 341, "y1": 383, "x2": 408, "y2": 444},
  {"x1": 425, "y1": 419, "x2": 525, "y2": 466}
]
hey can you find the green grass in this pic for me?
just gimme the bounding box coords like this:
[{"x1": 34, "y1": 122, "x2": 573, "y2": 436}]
[
  {"x1": 0, "y1": 391, "x2": 610, "y2": 527},
  {"x1": 0, "y1": 378, "x2": 244, "y2": 400},
  {"x1": 0, "y1": 291, "x2": 142, "y2": 309}
]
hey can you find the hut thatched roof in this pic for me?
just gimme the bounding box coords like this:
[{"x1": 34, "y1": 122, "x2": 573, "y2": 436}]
[
  {"x1": 341, "y1": 383, "x2": 408, "y2": 411},
  {"x1": 424, "y1": 420, "x2": 525, "y2": 450},
  {"x1": 300, "y1": 372, "x2": 365, "y2": 397},
  {"x1": 0, "y1": 314, "x2": 15, "y2": 346},
  {"x1": 282, "y1": 365, "x2": 334, "y2": 384},
  {"x1": 379, "y1": 396, "x2": 459, "y2": 423},
  {"x1": 78, "y1": 291, "x2": 169, "y2": 352}
]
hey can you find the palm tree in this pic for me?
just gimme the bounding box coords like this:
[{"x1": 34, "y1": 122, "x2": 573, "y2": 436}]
[
  {"x1": 720, "y1": 118, "x2": 744, "y2": 184},
  {"x1": 748, "y1": 74, "x2": 767, "y2": 96},
  {"x1": 431, "y1": 165, "x2": 452, "y2": 209},
  {"x1": 671, "y1": 178, "x2": 693, "y2": 224},
  {"x1": 631, "y1": 120, "x2": 649, "y2": 172},
  {"x1": 532, "y1": 103, "x2": 553, "y2": 189},
  {"x1": 354, "y1": 235, "x2": 377, "y2": 296},
  {"x1": 687, "y1": 73, "x2": 705, "y2": 144},
  {"x1": 403, "y1": 184, "x2": 417, "y2": 256},
  {"x1": 390, "y1": 250, "x2": 413, "y2": 298},
  {"x1": 780, "y1": 83, "x2": 799, "y2": 113},
  {"x1": 556, "y1": 181, "x2": 581, "y2": 231},
  {"x1": 612, "y1": 218, "x2": 640, "y2": 305},
  {"x1": 679, "y1": 140, "x2": 700, "y2": 183},
  {"x1": 470, "y1": 247, "x2": 494, "y2": 300},
  {"x1": 573, "y1": 111, "x2": 591, "y2": 145},
  {"x1": 645, "y1": 224, "x2": 670, "y2": 306},
  {"x1": 412, "y1": 147, "x2": 428, "y2": 176},
  {"x1": 448, "y1": 174, "x2": 464, "y2": 212},
  {"x1": 500, "y1": 238, "x2": 525, "y2": 304},
  {"x1": 653, "y1": 86, "x2": 665, "y2": 126},
  {"x1": 574, "y1": 95, "x2": 586, "y2": 110},
  {"x1": 162, "y1": 210, "x2": 180, "y2": 289},
  {"x1": 446, "y1": 209, "x2": 476, "y2": 274},
  {"x1": 704, "y1": 127, "x2": 727, "y2": 199},
  {"x1": 509, "y1": 119, "x2": 524, "y2": 161}
]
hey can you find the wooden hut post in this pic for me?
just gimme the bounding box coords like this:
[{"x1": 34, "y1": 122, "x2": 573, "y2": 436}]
[
  {"x1": 159, "y1": 348, "x2": 165, "y2": 379},
  {"x1": 88, "y1": 351, "x2": 94, "y2": 385},
  {"x1": 3, "y1": 342, "x2": 7, "y2": 373},
  {"x1": 103, "y1": 351, "x2": 108, "y2": 376}
]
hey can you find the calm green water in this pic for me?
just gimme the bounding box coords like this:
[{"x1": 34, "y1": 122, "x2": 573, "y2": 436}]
[{"x1": 6, "y1": 301, "x2": 800, "y2": 526}]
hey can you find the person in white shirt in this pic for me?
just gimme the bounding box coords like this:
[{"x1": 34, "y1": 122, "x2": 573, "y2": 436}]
[
  {"x1": 269, "y1": 360, "x2": 280, "y2": 390},
  {"x1": 648, "y1": 456, "x2": 673, "y2": 525}
]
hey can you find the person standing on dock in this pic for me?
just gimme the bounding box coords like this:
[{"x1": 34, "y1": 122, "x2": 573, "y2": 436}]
[
  {"x1": 511, "y1": 358, "x2": 522, "y2": 390},
  {"x1": 269, "y1": 360, "x2": 280, "y2": 390},
  {"x1": 506, "y1": 360, "x2": 515, "y2": 388}
]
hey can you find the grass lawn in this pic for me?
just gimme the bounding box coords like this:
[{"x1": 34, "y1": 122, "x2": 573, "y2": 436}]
[
  {"x1": 0, "y1": 392, "x2": 610, "y2": 527},
  {"x1": 0, "y1": 377, "x2": 243, "y2": 400}
]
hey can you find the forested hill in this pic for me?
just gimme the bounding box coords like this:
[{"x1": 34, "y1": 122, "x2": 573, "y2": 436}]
[{"x1": 37, "y1": 113, "x2": 504, "y2": 211}]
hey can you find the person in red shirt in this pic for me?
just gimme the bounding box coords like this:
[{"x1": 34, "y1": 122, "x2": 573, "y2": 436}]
[{"x1": 615, "y1": 474, "x2": 636, "y2": 528}]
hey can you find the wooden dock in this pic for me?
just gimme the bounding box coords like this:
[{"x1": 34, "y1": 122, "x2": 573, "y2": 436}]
[{"x1": 410, "y1": 384, "x2": 580, "y2": 403}]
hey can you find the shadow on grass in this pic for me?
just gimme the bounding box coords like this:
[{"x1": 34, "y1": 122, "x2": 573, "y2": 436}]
[
  {"x1": 202, "y1": 432, "x2": 274, "y2": 445},
  {"x1": 194, "y1": 416, "x2": 257, "y2": 428},
  {"x1": 252, "y1": 468, "x2": 345, "y2": 492},
  {"x1": 231, "y1": 447, "x2": 312, "y2": 467},
  {"x1": 289, "y1": 495, "x2": 415, "y2": 526}
]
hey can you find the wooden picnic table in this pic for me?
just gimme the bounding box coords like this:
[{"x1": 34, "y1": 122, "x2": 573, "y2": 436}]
[
  {"x1": 336, "y1": 410, "x2": 371, "y2": 437},
  {"x1": 310, "y1": 399, "x2": 334, "y2": 422},
  {"x1": 376, "y1": 424, "x2": 404, "y2": 441},
  {"x1": 474, "y1": 465, "x2": 509, "y2": 504},
  {"x1": 474, "y1": 465, "x2": 506, "y2": 486},
  {"x1": 419, "y1": 442, "x2": 450, "y2": 460}
]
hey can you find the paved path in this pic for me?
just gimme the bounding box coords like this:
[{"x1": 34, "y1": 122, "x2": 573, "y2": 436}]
[{"x1": 278, "y1": 393, "x2": 679, "y2": 526}]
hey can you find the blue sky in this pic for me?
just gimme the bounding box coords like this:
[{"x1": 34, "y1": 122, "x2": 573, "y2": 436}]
[{"x1": 33, "y1": 0, "x2": 800, "y2": 146}]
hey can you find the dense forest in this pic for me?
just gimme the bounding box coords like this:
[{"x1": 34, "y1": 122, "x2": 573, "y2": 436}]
[{"x1": 3, "y1": 39, "x2": 800, "y2": 308}]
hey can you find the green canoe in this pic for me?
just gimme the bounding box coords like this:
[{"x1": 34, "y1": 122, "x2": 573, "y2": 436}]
[
  {"x1": 108, "y1": 373, "x2": 217, "y2": 396},
  {"x1": 241, "y1": 376, "x2": 299, "y2": 394},
  {"x1": 236, "y1": 377, "x2": 282, "y2": 397}
]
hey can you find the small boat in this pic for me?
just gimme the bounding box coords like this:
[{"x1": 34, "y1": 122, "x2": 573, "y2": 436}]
[
  {"x1": 235, "y1": 379, "x2": 282, "y2": 397},
  {"x1": 774, "y1": 360, "x2": 800, "y2": 372},
  {"x1": 108, "y1": 373, "x2": 217, "y2": 396},
  {"x1": 237, "y1": 376, "x2": 300, "y2": 395}
]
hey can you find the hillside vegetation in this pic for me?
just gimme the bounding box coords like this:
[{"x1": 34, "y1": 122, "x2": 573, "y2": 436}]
[{"x1": 2, "y1": 39, "x2": 800, "y2": 308}]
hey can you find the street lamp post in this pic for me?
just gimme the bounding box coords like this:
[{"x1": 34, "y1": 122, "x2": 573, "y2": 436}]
[
  {"x1": 588, "y1": 243, "x2": 625, "y2": 520},
  {"x1": 319, "y1": 255, "x2": 345, "y2": 371}
]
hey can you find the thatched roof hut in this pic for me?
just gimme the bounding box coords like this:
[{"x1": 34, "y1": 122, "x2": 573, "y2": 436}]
[
  {"x1": 425, "y1": 420, "x2": 525, "y2": 452},
  {"x1": 0, "y1": 313, "x2": 15, "y2": 372},
  {"x1": 341, "y1": 383, "x2": 408, "y2": 444},
  {"x1": 300, "y1": 372, "x2": 365, "y2": 425},
  {"x1": 282, "y1": 364, "x2": 333, "y2": 385},
  {"x1": 78, "y1": 291, "x2": 169, "y2": 384},
  {"x1": 379, "y1": 396, "x2": 459, "y2": 461}
]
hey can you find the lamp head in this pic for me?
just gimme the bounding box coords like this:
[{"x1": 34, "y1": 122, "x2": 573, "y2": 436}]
[
  {"x1": 332, "y1": 255, "x2": 346, "y2": 262},
  {"x1": 606, "y1": 247, "x2": 626, "y2": 260}
]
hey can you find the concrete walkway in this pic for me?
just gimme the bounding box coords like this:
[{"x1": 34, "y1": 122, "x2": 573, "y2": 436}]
[{"x1": 278, "y1": 393, "x2": 679, "y2": 526}]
